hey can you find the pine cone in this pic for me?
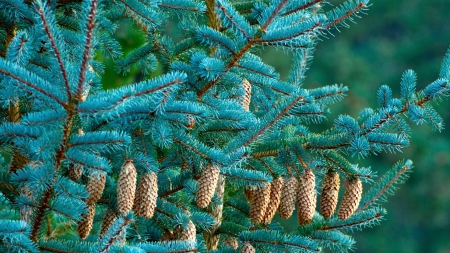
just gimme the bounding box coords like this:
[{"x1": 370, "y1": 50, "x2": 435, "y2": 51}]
[
  {"x1": 174, "y1": 220, "x2": 196, "y2": 242},
  {"x1": 85, "y1": 172, "x2": 106, "y2": 206},
  {"x1": 133, "y1": 171, "x2": 158, "y2": 218},
  {"x1": 320, "y1": 171, "x2": 340, "y2": 218},
  {"x1": 241, "y1": 242, "x2": 256, "y2": 253},
  {"x1": 278, "y1": 176, "x2": 298, "y2": 219},
  {"x1": 249, "y1": 182, "x2": 271, "y2": 224},
  {"x1": 262, "y1": 177, "x2": 284, "y2": 224},
  {"x1": 117, "y1": 161, "x2": 137, "y2": 215},
  {"x1": 78, "y1": 204, "x2": 95, "y2": 240},
  {"x1": 240, "y1": 78, "x2": 252, "y2": 111},
  {"x1": 69, "y1": 163, "x2": 83, "y2": 181},
  {"x1": 244, "y1": 187, "x2": 256, "y2": 203},
  {"x1": 338, "y1": 178, "x2": 362, "y2": 220},
  {"x1": 181, "y1": 157, "x2": 189, "y2": 171},
  {"x1": 196, "y1": 164, "x2": 220, "y2": 208},
  {"x1": 99, "y1": 209, "x2": 118, "y2": 236},
  {"x1": 160, "y1": 230, "x2": 174, "y2": 241},
  {"x1": 223, "y1": 237, "x2": 239, "y2": 249},
  {"x1": 297, "y1": 170, "x2": 316, "y2": 225}
]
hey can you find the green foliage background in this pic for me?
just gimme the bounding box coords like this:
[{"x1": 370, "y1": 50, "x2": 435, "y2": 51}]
[{"x1": 99, "y1": 1, "x2": 450, "y2": 252}]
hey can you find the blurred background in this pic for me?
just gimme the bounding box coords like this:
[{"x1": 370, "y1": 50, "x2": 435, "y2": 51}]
[{"x1": 99, "y1": 0, "x2": 450, "y2": 252}]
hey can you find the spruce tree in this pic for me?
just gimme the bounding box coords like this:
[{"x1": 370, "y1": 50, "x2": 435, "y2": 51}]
[{"x1": 0, "y1": 0, "x2": 449, "y2": 252}]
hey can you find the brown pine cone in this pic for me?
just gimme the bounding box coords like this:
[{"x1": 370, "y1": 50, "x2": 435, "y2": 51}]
[
  {"x1": 160, "y1": 230, "x2": 174, "y2": 241},
  {"x1": 99, "y1": 209, "x2": 118, "y2": 236},
  {"x1": 240, "y1": 78, "x2": 252, "y2": 111},
  {"x1": 241, "y1": 242, "x2": 256, "y2": 253},
  {"x1": 249, "y1": 182, "x2": 271, "y2": 224},
  {"x1": 278, "y1": 176, "x2": 298, "y2": 219},
  {"x1": 78, "y1": 204, "x2": 95, "y2": 239},
  {"x1": 69, "y1": 163, "x2": 83, "y2": 181},
  {"x1": 181, "y1": 157, "x2": 189, "y2": 171},
  {"x1": 223, "y1": 237, "x2": 239, "y2": 249},
  {"x1": 320, "y1": 171, "x2": 340, "y2": 218},
  {"x1": 244, "y1": 187, "x2": 256, "y2": 203},
  {"x1": 117, "y1": 161, "x2": 137, "y2": 215},
  {"x1": 133, "y1": 171, "x2": 158, "y2": 218},
  {"x1": 262, "y1": 177, "x2": 284, "y2": 224},
  {"x1": 338, "y1": 178, "x2": 362, "y2": 220},
  {"x1": 174, "y1": 220, "x2": 196, "y2": 242},
  {"x1": 297, "y1": 169, "x2": 316, "y2": 225},
  {"x1": 85, "y1": 172, "x2": 106, "y2": 206},
  {"x1": 196, "y1": 164, "x2": 220, "y2": 208}
]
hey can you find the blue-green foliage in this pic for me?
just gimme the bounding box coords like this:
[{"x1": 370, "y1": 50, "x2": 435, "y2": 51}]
[{"x1": 0, "y1": 0, "x2": 448, "y2": 252}]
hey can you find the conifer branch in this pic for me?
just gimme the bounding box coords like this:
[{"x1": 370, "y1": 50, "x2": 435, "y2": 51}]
[
  {"x1": 325, "y1": 2, "x2": 367, "y2": 29},
  {"x1": 260, "y1": 0, "x2": 289, "y2": 32},
  {"x1": 282, "y1": 0, "x2": 325, "y2": 17},
  {"x1": 99, "y1": 217, "x2": 134, "y2": 253}
]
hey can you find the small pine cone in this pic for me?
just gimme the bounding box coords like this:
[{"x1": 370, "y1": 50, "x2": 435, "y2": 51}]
[
  {"x1": 244, "y1": 187, "x2": 256, "y2": 203},
  {"x1": 160, "y1": 230, "x2": 174, "y2": 241},
  {"x1": 249, "y1": 182, "x2": 271, "y2": 224},
  {"x1": 78, "y1": 205, "x2": 95, "y2": 239},
  {"x1": 181, "y1": 157, "x2": 189, "y2": 171},
  {"x1": 196, "y1": 164, "x2": 220, "y2": 208},
  {"x1": 117, "y1": 161, "x2": 137, "y2": 215},
  {"x1": 241, "y1": 242, "x2": 255, "y2": 253},
  {"x1": 69, "y1": 163, "x2": 83, "y2": 181},
  {"x1": 262, "y1": 177, "x2": 284, "y2": 224},
  {"x1": 174, "y1": 220, "x2": 196, "y2": 242},
  {"x1": 297, "y1": 170, "x2": 316, "y2": 225},
  {"x1": 320, "y1": 171, "x2": 340, "y2": 218},
  {"x1": 223, "y1": 237, "x2": 239, "y2": 249},
  {"x1": 99, "y1": 209, "x2": 118, "y2": 236},
  {"x1": 278, "y1": 176, "x2": 298, "y2": 219},
  {"x1": 133, "y1": 171, "x2": 158, "y2": 218},
  {"x1": 338, "y1": 178, "x2": 362, "y2": 220},
  {"x1": 240, "y1": 78, "x2": 252, "y2": 111},
  {"x1": 85, "y1": 172, "x2": 106, "y2": 205}
]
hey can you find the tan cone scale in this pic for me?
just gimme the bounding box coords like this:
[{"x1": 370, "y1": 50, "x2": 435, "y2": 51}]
[
  {"x1": 278, "y1": 176, "x2": 298, "y2": 219},
  {"x1": 174, "y1": 220, "x2": 196, "y2": 242},
  {"x1": 85, "y1": 172, "x2": 106, "y2": 205},
  {"x1": 249, "y1": 182, "x2": 271, "y2": 224},
  {"x1": 196, "y1": 164, "x2": 220, "y2": 208},
  {"x1": 241, "y1": 242, "x2": 256, "y2": 253},
  {"x1": 99, "y1": 209, "x2": 118, "y2": 236},
  {"x1": 320, "y1": 171, "x2": 340, "y2": 218},
  {"x1": 338, "y1": 178, "x2": 363, "y2": 220},
  {"x1": 133, "y1": 171, "x2": 158, "y2": 218},
  {"x1": 262, "y1": 177, "x2": 284, "y2": 224},
  {"x1": 117, "y1": 161, "x2": 137, "y2": 214},
  {"x1": 223, "y1": 237, "x2": 239, "y2": 249},
  {"x1": 77, "y1": 204, "x2": 95, "y2": 239},
  {"x1": 297, "y1": 170, "x2": 316, "y2": 225},
  {"x1": 241, "y1": 78, "x2": 251, "y2": 111},
  {"x1": 244, "y1": 187, "x2": 256, "y2": 203},
  {"x1": 69, "y1": 163, "x2": 83, "y2": 181}
]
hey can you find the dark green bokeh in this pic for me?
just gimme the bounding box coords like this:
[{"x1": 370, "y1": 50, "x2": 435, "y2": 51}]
[{"x1": 100, "y1": 1, "x2": 450, "y2": 252}]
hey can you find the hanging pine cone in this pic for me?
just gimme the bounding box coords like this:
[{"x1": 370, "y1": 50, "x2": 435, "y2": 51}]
[
  {"x1": 196, "y1": 164, "x2": 220, "y2": 208},
  {"x1": 240, "y1": 78, "x2": 252, "y2": 111},
  {"x1": 78, "y1": 204, "x2": 95, "y2": 240},
  {"x1": 241, "y1": 242, "x2": 256, "y2": 253},
  {"x1": 262, "y1": 177, "x2": 284, "y2": 224},
  {"x1": 181, "y1": 157, "x2": 189, "y2": 171},
  {"x1": 244, "y1": 187, "x2": 256, "y2": 203},
  {"x1": 117, "y1": 161, "x2": 137, "y2": 215},
  {"x1": 99, "y1": 209, "x2": 118, "y2": 236},
  {"x1": 338, "y1": 178, "x2": 362, "y2": 220},
  {"x1": 85, "y1": 172, "x2": 106, "y2": 206},
  {"x1": 160, "y1": 230, "x2": 174, "y2": 241},
  {"x1": 69, "y1": 163, "x2": 83, "y2": 181},
  {"x1": 297, "y1": 169, "x2": 316, "y2": 225},
  {"x1": 223, "y1": 237, "x2": 239, "y2": 249},
  {"x1": 133, "y1": 171, "x2": 158, "y2": 218},
  {"x1": 249, "y1": 182, "x2": 271, "y2": 224},
  {"x1": 320, "y1": 171, "x2": 340, "y2": 218},
  {"x1": 278, "y1": 176, "x2": 298, "y2": 219},
  {"x1": 174, "y1": 220, "x2": 196, "y2": 242}
]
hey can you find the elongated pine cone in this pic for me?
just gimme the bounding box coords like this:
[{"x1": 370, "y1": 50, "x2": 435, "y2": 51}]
[
  {"x1": 241, "y1": 78, "x2": 252, "y2": 111},
  {"x1": 78, "y1": 205, "x2": 95, "y2": 239},
  {"x1": 181, "y1": 157, "x2": 189, "y2": 171},
  {"x1": 278, "y1": 176, "x2": 298, "y2": 219},
  {"x1": 223, "y1": 237, "x2": 239, "y2": 249},
  {"x1": 160, "y1": 230, "x2": 174, "y2": 241},
  {"x1": 196, "y1": 164, "x2": 220, "y2": 208},
  {"x1": 249, "y1": 182, "x2": 271, "y2": 224},
  {"x1": 241, "y1": 242, "x2": 256, "y2": 253},
  {"x1": 262, "y1": 177, "x2": 284, "y2": 224},
  {"x1": 69, "y1": 163, "x2": 83, "y2": 181},
  {"x1": 338, "y1": 178, "x2": 362, "y2": 220},
  {"x1": 85, "y1": 172, "x2": 106, "y2": 205},
  {"x1": 320, "y1": 171, "x2": 340, "y2": 218},
  {"x1": 297, "y1": 170, "x2": 316, "y2": 225},
  {"x1": 244, "y1": 187, "x2": 256, "y2": 203},
  {"x1": 99, "y1": 209, "x2": 118, "y2": 236},
  {"x1": 117, "y1": 161, "x2": 137, "y2": 214},
  {"x1": 133, "y1": 171, "x2": 158, "y2": 218},
  {"x1": 174, "y1": 220, "x2": 196, "y2": 242}
]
